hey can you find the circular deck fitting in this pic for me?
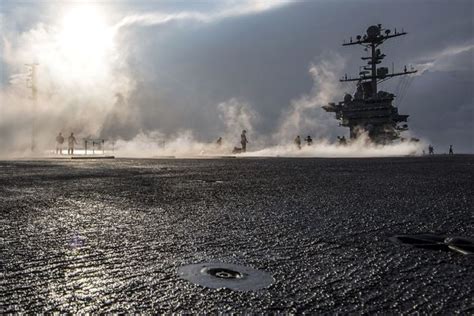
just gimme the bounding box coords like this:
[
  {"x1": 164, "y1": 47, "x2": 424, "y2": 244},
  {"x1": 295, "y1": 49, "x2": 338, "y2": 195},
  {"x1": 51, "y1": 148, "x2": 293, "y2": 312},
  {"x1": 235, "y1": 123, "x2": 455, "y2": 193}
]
[
  {"x1": 178, "y1": 263, "x2": 274, "y2": 291},
  {"x1": 206, "y1": 267, "x2": 243, "y2": 279},
  {"x1": 390, "y1": 234, "x2": 473, "y2": 255}
]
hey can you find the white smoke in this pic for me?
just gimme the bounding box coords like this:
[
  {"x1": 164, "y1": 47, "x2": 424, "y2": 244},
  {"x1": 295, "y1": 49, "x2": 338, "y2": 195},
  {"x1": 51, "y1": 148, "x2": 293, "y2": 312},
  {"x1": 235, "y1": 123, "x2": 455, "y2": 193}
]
[
  {"x1": 114, "y1": 130, "x2": 213, "y2": 157},
  {"x1": 217, "y1": 98, "x2": 260, "y2": 146},
  {"x1": 114, "y1": 98, "x2": 260, "y2": 157},
  {"x1": 242, "y1": 134, "x2": 425, "y2": 158},
  {"x1": 112, "y1": 88, "x2": 424, "y2": 158},
  {"x1": 0, "y1": 1, "x2": 292, "y2": 158},
  {"x1": 0, "y1": 5, "x2": 134, "y2": 157},
  {"x1": 276, "y1": 54, "x2": 346, "y2": 142},
  {"x1": 113, "y1": 131, "x2": 424, "y2": 158}
]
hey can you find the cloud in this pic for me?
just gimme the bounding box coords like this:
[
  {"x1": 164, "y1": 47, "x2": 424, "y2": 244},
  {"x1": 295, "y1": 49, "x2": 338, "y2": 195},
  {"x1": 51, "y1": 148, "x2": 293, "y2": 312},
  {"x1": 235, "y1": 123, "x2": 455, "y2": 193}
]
[
  {"x1": 115, "y1": 0, "x2": 291, "y2": 29},
  {"x1": 414, "y1": 43, "x2": 474, "y2": 74}
]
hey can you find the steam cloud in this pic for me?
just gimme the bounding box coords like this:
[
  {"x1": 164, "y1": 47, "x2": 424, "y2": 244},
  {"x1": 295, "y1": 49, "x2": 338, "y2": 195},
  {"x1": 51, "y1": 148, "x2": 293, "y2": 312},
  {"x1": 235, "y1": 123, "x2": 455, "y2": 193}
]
[
  {"x1": 115, "y1": 99, "x2": 259, "y2": 157},
  {"x1": 113, "y1": 57, "x2": 424, "y2": 158},
  {"x1": 0, "y1": 15, "x2": 134, "y2": 157},
  {"x1": 276, "y1": 54, "x2": 346, "y2": 143}
]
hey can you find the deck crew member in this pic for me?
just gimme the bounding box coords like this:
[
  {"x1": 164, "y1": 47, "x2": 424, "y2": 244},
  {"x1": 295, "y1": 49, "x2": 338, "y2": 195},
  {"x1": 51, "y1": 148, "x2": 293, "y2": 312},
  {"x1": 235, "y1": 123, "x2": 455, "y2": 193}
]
[
  {"x1": 241, "y1": 130, "x2": 248, "y2": 152},
  {"x1": 294, "y1": 135, "x2": 302, "y2": 149},
  {"x1": 68, "y1": 133, "x2": 78, "y2": 155},
  {"x1": 56, "y1": 132, "x2": 65, "y2": 154}
]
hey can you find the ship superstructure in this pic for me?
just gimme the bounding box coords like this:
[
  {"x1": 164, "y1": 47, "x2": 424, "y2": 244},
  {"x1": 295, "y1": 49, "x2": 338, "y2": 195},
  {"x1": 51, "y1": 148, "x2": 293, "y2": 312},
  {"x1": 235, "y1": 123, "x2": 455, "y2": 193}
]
[{"x1": 323, "y1": 24, "x2": 417, "y2": 143}]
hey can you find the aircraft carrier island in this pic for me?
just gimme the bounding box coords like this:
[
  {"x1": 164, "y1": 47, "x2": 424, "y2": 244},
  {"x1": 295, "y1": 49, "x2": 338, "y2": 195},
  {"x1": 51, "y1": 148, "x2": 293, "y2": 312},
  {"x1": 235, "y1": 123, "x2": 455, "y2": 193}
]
[{"x1": 323, "y1": 24, "x2": 418, "y2": 144}]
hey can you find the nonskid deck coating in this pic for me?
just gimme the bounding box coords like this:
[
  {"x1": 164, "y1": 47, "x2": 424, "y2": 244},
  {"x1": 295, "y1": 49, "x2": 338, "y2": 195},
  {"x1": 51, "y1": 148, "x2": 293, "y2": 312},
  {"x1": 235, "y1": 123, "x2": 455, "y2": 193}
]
[{"x1": 0, "y1": 156, "x2": 472, "y2": 313}]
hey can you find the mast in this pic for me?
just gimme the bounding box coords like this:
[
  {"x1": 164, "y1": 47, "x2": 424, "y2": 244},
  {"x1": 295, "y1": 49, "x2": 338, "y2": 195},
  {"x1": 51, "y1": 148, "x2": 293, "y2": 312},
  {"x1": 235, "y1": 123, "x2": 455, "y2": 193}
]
[
  {"x1": 340, "y1": 24, "x2": 417, "y2": 95},
  {"x1": 25, "y1": 63, "x2": 39, "y2": 152}
]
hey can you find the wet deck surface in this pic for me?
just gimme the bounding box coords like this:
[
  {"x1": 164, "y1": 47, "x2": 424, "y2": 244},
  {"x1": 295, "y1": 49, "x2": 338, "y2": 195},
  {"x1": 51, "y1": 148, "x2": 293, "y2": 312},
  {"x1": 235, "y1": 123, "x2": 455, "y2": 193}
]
[{"x1": 1, "y1": 156, "x2": 473, "y2": 313}]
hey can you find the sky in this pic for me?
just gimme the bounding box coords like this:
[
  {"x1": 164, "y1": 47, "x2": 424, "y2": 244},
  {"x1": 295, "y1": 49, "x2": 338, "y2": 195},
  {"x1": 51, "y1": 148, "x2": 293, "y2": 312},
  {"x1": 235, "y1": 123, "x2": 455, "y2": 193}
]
[{"x1": 0, "y1": 0, "x2": 473, "y2": 155}]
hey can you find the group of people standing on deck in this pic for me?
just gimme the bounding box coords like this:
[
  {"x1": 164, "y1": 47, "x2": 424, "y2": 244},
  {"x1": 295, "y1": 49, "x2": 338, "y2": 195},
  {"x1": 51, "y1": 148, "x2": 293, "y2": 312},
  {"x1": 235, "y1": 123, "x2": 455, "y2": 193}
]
[
  {"x1": 426, "y1": 144, "x2": 454, "y2": 155},
  {"x1": 217, "y1": 130, "x2": 315, "y2": 153},
  {"x1": 55, "y1": 132, "x2": 77, "y2": 155},
  {"x1": 56, "y1": 128, "x2": 457, "y2": 156},
  {"x1": 293, "y1": 135, "x2": 313, "y2": 150},
  {"x1": 225, "y1": 131, "x2": 457, "y2": 155},
  {"x1": 217, "y1": 130, "x2": 251, "y2": 153}
]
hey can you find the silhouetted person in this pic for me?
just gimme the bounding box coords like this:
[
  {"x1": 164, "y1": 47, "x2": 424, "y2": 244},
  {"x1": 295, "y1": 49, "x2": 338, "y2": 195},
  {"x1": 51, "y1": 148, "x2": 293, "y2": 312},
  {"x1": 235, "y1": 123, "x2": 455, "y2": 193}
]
[
  {"x1": 338, "y1": 135, "x2": 347, "y2": 145},
  {"x1": 216, "y1": 137, "x2": 222, "y2": 147},
  {"x1": 241, "y1": 130, "x2": 248, "y2": 152},
  {"x1": 449, "y1": 145, "x2": 454, "y2": 155},
  {"x1": 68, "y1": 133, "x2": 77, "y2": 155},
  {"x1": 428, "y1": 145, "x2": 434, "y2": 155},
  {"x1": 56, "y1": 132, "x2": 65, "y2": 155},
  {"x1": 294, "y1": 135, "x2": 302, "y2": 149},
  {"x1": 305, "y1": 135, "x2": 313, "y2": 146}
]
